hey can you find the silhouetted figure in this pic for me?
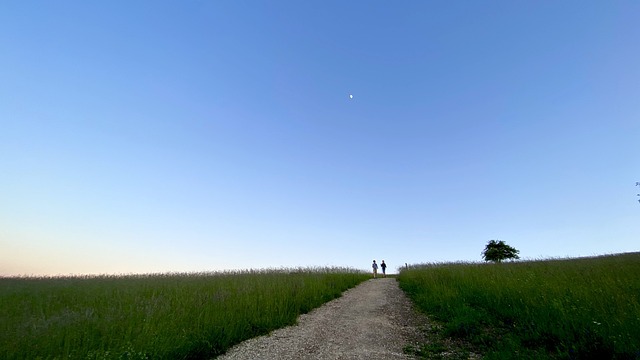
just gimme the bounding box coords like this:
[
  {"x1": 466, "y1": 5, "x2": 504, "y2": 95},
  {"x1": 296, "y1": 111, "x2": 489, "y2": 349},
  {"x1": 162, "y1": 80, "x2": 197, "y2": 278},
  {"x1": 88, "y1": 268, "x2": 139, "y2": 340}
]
[
  {"x1": 380, "y1": 260, "x2": 387, "y2": 277},
  {"x1": 372, "y1": 260, "x2": 378, "y2": 278}
]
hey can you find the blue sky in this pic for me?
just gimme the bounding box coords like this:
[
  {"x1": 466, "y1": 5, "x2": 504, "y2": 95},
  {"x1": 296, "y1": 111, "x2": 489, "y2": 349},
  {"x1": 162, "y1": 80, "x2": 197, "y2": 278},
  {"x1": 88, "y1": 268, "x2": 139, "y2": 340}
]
[{"x1": 1, "y1": 1, "x2": 639, "y2": 276}]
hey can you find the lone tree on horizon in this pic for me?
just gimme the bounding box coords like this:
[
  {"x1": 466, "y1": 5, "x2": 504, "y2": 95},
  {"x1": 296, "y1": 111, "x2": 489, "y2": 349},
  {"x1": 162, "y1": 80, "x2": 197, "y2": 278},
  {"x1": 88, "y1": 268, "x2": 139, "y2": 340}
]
[{"x1": 482, "y1": 239, "x2": 520, "y2": 263}]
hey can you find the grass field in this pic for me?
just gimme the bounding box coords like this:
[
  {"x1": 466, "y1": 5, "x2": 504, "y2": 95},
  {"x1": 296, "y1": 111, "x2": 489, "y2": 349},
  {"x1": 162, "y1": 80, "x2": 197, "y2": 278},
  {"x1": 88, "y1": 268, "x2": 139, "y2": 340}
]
[
  {"x1": 398, "y1": 253, "x2": 640, "y2": 359},
  {"x1": 0, "y1": 267, "x2": 369, "y2": 360}
]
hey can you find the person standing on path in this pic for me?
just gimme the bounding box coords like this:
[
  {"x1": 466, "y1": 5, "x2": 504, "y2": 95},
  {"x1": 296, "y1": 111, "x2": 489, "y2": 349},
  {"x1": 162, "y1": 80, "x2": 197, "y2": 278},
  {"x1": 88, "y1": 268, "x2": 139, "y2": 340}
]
[
  {"x1": 381, "y1": 260, "x2": 387, "y2": 277},
  {"x1": 372, "y1": 260, "x2": 378, "y2": 278}
]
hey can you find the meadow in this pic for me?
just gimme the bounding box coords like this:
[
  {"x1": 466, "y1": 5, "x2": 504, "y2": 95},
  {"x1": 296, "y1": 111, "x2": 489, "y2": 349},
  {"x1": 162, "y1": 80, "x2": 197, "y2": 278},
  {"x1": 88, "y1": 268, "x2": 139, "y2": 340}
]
[
  {"x1": 398, "y1": 253, "x2": 640, "y2": 359},
  {"x1": 0, "y1": 267, "x2": 369, "y2": 360}
]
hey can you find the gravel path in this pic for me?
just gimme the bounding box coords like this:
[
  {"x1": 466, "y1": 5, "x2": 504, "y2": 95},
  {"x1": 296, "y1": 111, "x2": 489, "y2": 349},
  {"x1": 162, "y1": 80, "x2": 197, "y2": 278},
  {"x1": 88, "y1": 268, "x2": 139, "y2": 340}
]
[{"x1": 216, "y1": 277, "x2": 427, "y2": 359}]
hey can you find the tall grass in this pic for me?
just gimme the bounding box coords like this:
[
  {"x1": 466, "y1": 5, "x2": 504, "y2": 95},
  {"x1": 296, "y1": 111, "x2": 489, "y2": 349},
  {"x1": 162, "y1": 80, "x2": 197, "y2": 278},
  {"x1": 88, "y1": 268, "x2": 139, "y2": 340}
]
[
  {"x1": 398, "y1": 253, "x2": 640, "y2": 359},
  {"x1": 0, "y1": 267, "x2": 369, "y2": 360}
]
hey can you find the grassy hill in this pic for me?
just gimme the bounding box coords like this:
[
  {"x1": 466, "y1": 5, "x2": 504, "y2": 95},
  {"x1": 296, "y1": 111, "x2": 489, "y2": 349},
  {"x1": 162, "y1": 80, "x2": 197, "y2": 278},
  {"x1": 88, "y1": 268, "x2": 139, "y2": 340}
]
[
  {"x1": 398, "y1": 253, "x2": 640, "y2": 359},
  {"x1": 0, "y1": 267, "x2": 369, "y2": 359}
]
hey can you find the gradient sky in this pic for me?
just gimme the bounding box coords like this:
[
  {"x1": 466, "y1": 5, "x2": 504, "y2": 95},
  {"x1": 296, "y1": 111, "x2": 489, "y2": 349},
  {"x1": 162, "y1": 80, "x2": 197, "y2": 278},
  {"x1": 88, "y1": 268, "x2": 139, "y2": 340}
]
[{"x1": 1, "y1": 1, "x2": 639, "y2": 276}]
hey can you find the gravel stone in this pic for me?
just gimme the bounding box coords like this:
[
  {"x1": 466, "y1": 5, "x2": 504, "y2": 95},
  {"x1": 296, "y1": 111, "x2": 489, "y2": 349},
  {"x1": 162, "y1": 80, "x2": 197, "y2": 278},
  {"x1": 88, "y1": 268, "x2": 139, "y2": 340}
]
[{"x1": 215, "y1": 277, "x2": 428, "y2": 359}]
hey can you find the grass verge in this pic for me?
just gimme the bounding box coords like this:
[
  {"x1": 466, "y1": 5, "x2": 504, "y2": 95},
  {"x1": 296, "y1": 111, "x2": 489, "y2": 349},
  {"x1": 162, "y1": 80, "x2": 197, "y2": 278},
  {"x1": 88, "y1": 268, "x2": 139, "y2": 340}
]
[
  {"x1": 398, "y1": 253, "x2": 640, "y2": 359},
  {"x1": 0, "y1": 267, "x2": 369, "y2": 359}
]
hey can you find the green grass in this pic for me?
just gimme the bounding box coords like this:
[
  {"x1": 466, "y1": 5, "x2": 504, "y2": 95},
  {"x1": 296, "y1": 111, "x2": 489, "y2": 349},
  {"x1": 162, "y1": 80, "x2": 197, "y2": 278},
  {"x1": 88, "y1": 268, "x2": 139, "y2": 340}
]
[
  {"x1": 398, "y1": 253, "x2": 640, "y2": 359},
  {"x1": 0, "y1": 267, "x2": 369, "y2": 360}
]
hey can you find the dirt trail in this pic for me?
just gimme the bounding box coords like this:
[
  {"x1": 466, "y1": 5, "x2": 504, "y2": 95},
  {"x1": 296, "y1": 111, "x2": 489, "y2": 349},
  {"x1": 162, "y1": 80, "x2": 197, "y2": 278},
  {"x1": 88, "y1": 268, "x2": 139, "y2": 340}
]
[{"x1": 216, "y1": 277, "x2": 427, "y2": 359}]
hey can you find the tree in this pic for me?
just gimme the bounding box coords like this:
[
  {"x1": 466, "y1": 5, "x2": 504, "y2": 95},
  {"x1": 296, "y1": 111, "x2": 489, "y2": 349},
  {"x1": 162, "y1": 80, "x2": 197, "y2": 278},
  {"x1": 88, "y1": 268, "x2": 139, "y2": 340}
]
[{"x1": 482, "y1": 240, "x2": 520, "y2": 263}]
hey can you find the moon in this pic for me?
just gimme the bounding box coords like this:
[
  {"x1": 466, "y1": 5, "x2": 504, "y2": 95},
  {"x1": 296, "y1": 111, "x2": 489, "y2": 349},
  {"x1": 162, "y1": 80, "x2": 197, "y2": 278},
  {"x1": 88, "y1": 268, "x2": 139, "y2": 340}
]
[{"x1": 349, "y1": 94, "x2": 353, "y2": 99}]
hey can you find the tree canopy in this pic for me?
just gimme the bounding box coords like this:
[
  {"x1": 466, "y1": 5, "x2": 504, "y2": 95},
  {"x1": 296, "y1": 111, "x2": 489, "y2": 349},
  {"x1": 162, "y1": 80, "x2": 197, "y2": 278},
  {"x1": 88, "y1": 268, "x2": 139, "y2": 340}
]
[{"x1": 482, "y1": 240, "x2": 520, "y2": 262}]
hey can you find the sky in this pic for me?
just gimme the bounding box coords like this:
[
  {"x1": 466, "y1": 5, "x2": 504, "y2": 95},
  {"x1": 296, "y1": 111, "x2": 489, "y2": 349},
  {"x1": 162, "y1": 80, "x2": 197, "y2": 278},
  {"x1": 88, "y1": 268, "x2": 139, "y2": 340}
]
[{"x1": 1, "y1": 1, "x2": 639, "y2": 276}]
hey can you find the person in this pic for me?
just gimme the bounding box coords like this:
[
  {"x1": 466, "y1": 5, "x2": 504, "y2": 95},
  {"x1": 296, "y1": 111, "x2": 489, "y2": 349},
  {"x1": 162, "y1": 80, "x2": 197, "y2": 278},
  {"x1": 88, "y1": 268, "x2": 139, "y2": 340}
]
[
  {"x1": 372, "y1": 260, "x2": 378, "y2": 278},
  {"x1": 381, "y1": 260, "x2": 387, "y2": 277}
]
